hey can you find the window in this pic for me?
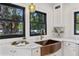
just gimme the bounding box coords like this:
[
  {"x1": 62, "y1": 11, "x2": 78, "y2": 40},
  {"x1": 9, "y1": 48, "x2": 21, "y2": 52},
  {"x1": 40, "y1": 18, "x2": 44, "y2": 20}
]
[
  {"x1": 0, "y1": 3, "x2": 25, "y2": 39},
  {"x1": 30, "y1": 11, "x2": 47, "y2": 36},
  {"x1": 74, "y1": 11, "x2": 79, "y2": 35}
]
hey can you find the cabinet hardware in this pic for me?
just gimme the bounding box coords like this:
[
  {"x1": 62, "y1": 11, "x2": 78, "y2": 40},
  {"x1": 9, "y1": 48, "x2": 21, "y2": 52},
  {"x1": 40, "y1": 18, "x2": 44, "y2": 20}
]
[
  {"x1": 36, "y1": 50, "x2": 38, "y2": 53},
  {"x1": 10, "y1": 50, "x2": 16, "y2": 53}
]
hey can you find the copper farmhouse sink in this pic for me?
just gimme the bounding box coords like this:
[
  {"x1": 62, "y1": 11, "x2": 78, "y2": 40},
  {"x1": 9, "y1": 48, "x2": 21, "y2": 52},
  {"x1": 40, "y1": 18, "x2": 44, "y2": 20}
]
[
  {"x1": 35, "y1": 39, "x2": 61, "y2": 56},
  {"x1": 35, "y1": 39, "x2": 59, "y2": 46}
]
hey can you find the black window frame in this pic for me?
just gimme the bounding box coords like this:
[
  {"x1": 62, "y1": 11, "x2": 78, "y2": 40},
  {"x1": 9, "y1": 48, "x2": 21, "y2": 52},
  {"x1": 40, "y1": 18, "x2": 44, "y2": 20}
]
[
  {"x1": 74, "y1": 11, "x2": 79, "y2": 35},
  {"x1": 30, "y1": 11, "x2": 47, "y2": 36},
  {"x1": 0, "y1": 3, "x2": 25, "y2": 39}
]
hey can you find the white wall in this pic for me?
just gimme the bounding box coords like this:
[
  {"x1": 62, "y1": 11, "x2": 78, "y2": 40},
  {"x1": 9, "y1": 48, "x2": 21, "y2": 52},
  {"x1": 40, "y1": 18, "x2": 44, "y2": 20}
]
[
  {"x1": 52, "y1": 3, "x2": 79, "y2": 39},
  {"x1": 62, "y1": 3, "x2": 79, "y2": 39},
  {"x1": 0, "y1": 3, "x2": 53, "y2": 44}
]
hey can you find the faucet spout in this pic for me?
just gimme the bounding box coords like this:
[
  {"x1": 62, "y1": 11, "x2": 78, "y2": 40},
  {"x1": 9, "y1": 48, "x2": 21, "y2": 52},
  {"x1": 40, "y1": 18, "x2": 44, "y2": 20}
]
[{"x1": 40, "y1": 29, "x2": 45, "y2": 40}]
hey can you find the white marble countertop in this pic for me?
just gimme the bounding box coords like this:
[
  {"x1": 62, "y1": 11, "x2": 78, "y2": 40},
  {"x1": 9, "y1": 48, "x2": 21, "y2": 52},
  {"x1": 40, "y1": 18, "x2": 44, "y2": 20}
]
[
  {"x1": 0, "y1": 42, "x2": 42, "y2": 49},
  {"x1": 50, "y1": 38, "x2": 79, "y2": 44},
  {"x1": 0, "y1": 37, "x2": 79, "y2": 49}
]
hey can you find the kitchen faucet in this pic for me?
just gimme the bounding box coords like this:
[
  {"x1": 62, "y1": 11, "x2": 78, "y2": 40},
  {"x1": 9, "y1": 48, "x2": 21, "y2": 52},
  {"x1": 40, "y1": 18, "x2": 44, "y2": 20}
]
[{"x1": 40, "y1": 29, "x2": 45, "y2": 40}]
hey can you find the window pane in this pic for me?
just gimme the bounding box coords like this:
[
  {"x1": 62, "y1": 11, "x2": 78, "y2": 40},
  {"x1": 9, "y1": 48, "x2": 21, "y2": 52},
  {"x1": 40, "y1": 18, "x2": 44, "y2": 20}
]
[
  {"x1": 30, "y1": 11, "x2": 46, "y2": 36},
  {"x1": 30, "y1": 12, "x2": 45, "y2": 23},
  {"x1": 76, "y1": 24, "x2": 79, "y2": 33},
  {"x1": 0, "y1": 20, "x2": 23, "y2": 36},
  {"x1": 40, "y1": 13, "x2": 45, "y2": 23},
  {"x1": 30, "y1": 23, "x2": 41, "y2": 35},
  {"x1": 0, "y1": 4, "x2": 23, "y2": 21},
  {"x1": 76, "y1": 13, "x2": 79, "y2": 23}
]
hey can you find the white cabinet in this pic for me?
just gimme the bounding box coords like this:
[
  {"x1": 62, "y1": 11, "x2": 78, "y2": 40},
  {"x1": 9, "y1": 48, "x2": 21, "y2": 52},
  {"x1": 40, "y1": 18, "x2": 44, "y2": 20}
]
[
  {"x1": 0, "y1": 46, "x2": 31, "y2": 56},
  {"x1": 54, "y1": 49, "x2": 63, "y2": 56},
  {"x1": 78, "y1": 45, "x2": 79, "y2": 56},
  {"x1": 31, "y1": 47, "x2": 40, "y2": 56},
  {"x1": 75, "y1": 43, "x2": 79, "y2": 56},
  {"x1": 14, "y1": 48, "x2": 30, "y2": 56},
  {"x1": 0, "y1": 46, "x2": 12, "y2": 56},
  {"x1": 63, "y1": 41, "x2": 78, "y2": 56},
  {"x1": 0, "y1": 46, "x2": 40, "y2": 56}
]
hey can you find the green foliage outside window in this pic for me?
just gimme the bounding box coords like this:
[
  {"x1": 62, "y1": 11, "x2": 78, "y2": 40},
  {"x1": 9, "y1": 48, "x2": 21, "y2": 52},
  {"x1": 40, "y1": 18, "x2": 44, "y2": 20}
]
[{"x1": 30, "y1": 11, "x2": 47, "y2": 36}]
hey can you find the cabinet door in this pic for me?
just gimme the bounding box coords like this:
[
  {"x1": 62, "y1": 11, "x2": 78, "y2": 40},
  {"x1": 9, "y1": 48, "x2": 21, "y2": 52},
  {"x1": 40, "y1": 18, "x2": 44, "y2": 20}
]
[
  {"x1": 75, "y1": 44, "x2": 79, "y2": 56},
  {"x1": 0, "y1": 46, "x2": 10, "y2": 56},
  {"x1": 0, "y1": 47, "x2": 15, "y2": 56},
  {"x1": 78, "y1": 45, "x2": 79, "y2": 56},
  {"x1": 11, "y1": 48, "x2": 31, "y2": 56},
  {"x1": 13, "y1": 48, "x2": 27, "y2": 56},
  {"x1": 9, "y1": 48, "x2": 17, "y2": 56},
  {"x1": 0, "y1": 46, "x2": 31, "y2": 56},
  {"x1": 63, "y1": 42, "x2": 77, "y2": 56},
  {"x1": 32, "y1": 47, "x2": 40, "y2": 56}
]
